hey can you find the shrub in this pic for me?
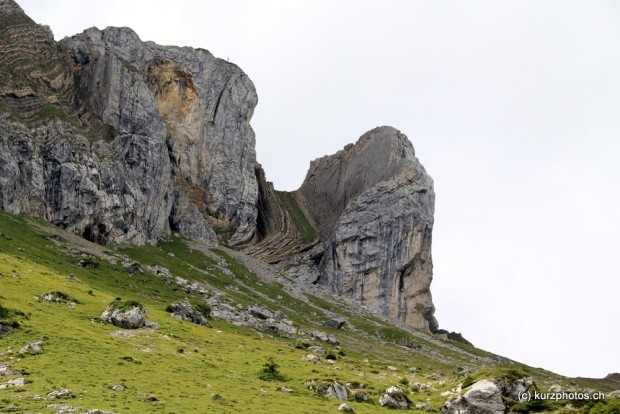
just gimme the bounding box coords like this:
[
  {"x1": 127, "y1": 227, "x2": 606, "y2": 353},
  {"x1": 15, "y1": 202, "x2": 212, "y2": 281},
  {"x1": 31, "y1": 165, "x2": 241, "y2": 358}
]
[
  {"x1": 194, "y1": 303, "x2": 211, "y2": 318},
  {"x1": 462, "y1": 376, "x2": 475, "y2": 389},
  {"x1": 399, "y1": 377, "x2": 410, "y2": 386},
  {"x1": 0, "y1": 304, "x2": 9, "y2": 319},
  {"x1": 258, "y1": 357, "x2": 287, "y2": 382}
]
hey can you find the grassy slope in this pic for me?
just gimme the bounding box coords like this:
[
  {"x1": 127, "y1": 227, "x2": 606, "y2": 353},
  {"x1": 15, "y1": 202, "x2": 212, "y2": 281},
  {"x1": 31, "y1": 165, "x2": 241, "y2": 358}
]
[{"x1": 0, "y1": 210, "x2": 617, "y2": 414}]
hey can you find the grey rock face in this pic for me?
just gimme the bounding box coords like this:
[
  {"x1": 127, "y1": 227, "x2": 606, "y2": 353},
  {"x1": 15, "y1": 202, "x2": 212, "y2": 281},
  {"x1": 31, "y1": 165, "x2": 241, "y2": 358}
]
[
  {"x1": 1, "y1": 3, "x2": 257, "y2": 246},
  {"x1": 300, "y1": 126, "x2": 437, "y2": 331},
  {"x1": 60, "y1": 27, "x2": 258, "y2": 245}
]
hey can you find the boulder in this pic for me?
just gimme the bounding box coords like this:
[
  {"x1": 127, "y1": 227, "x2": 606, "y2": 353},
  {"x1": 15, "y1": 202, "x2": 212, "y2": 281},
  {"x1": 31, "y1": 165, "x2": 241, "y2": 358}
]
[
  {"x1": 101, "y1": 302, "x2": 146, "y2": 329},
  {"x1": 338, "y1": 403, "x2": 354, "y2": 412},
  {"x1": 442, "y1": 379, "x2": 505, "y2": 414},
  {"x1": 311, "y1": 331, "x2": 338, "y2": 345},
  {"x1": 379, "y1": 386, "x2": 411, "y2": 409},
  {"x1": 306, "y1": 380, "x2": 348, "y2": 401},
  {"x1": 323, "y1": 318, "x2": 347, "y2": 329},
  {"x1": 47, "y1": 388, "x2": 72, "y2": 399},
  {"x1": 19, "y1": 341, "x2": 44, "y2": 355}
]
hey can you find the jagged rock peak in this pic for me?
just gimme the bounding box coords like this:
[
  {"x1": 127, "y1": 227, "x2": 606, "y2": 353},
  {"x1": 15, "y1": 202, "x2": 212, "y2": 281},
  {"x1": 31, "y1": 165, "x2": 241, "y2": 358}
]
[{"x1": 299, "y1": 126, "x2": 437, "y2": 331}]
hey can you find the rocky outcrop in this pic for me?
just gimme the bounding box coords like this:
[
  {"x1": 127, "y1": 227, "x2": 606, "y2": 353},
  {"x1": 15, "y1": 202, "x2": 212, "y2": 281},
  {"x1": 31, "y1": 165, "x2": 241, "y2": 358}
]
[
  {"x1": 60, "y1": 27, "x2": 258, "y2": 245},
  {"x1": 167, "y1": 300, "x2": 210, "y2": 327},
  {"x1": 0, "y1": 1, "x2": 257, "y2": 246},
  {"x1": 298, "y1": 126, "x2": 437, "y2": 331}
]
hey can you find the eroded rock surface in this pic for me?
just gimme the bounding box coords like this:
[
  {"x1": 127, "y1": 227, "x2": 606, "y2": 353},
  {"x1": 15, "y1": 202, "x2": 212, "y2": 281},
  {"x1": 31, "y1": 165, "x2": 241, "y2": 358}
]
[
  {"x1": 299, "y1": 126, "x2": 437, "y2": 331},
  {"x1": 0, "y1": 1, "x2": 257, "y2": 246}
]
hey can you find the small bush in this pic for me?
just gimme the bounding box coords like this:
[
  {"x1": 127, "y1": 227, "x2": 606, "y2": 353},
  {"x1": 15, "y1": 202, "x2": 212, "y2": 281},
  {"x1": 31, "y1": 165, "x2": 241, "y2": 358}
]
[
  {"x1": 462, "y1": 376, "x2": 475, "y2": 389},
  {"x1": 399, "y1": 377, "x2": 410, "y2": 386},
  {"x1": 194, "y1": 303, "x2": 211, "y2": 318},
  {"x1": 0, "y1": 304, "x2": 9, "y2": 319},
  {"x1": 258, "y1": 357, "x2": 287, "y2": 382},
  {"x1": 326, "y1": 352, "x2": 337, "y2": 360}
]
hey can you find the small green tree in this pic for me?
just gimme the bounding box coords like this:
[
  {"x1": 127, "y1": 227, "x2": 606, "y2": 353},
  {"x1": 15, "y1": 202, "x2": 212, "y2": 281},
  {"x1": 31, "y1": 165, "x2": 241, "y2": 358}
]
[{"x1": 258, "y1": 357, "x2": 287, "y2": 381}]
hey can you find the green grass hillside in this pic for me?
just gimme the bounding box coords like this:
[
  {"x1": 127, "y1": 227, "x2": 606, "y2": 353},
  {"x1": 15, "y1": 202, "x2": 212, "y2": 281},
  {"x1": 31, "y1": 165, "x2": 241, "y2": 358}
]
[{"x1": 0, "y1": 210, "x2": 617, "y2": 413}]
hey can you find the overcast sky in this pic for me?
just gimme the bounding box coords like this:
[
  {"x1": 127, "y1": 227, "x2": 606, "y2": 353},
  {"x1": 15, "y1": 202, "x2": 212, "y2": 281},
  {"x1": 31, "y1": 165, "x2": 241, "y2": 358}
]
[{"x1": 17, "y1": 0, "x2": 619, "y2": 379}]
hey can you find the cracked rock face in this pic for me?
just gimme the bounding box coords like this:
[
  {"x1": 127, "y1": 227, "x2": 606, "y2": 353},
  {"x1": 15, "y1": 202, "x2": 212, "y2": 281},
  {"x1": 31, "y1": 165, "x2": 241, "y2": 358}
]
[
  {"x1": 0, "y1": 1, "x2": 257, "y2": 246},
  {"x1": 300, "y1": 126, "x2": 437, "y2": 331},
  {"x1": 59, "y1": 27, "x2": 258, "y2": 245}
]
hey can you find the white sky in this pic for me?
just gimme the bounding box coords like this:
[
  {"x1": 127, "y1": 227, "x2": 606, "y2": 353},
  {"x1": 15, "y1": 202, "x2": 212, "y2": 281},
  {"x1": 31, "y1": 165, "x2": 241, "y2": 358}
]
[{"x1": 17, "y1": 0, "x2": 619, "y2": 379}]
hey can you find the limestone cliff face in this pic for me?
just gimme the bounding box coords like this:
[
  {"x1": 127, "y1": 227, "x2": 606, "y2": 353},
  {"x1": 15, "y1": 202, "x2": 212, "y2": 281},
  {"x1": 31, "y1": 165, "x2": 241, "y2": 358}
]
[
  {"x1": 0, "y1": 0, "x2": 438, "y2": 331},
  {"x1": 299, "y1": 127, "x2": 437, "y2": 331},
  {"x1": 0, "y1": 0, "x2": 258, "y2": 245}
]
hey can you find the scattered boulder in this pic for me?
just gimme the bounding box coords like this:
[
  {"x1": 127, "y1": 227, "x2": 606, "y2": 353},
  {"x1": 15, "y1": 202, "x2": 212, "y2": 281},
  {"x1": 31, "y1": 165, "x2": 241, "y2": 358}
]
[
  {"x1": 311, "y1": 331, "x2": 338, "y2": 345},
  {"x1": 109, "y1": 384, "x2": 125, "y2": 391},
  {"x1": 323, "y1": 318, "x2": 347, "y2": 329},
  {"x1": 145, "y1": 265, "x2": 171, "y2": 278},
  {"x1": 353, "y1": 390, "x2": 373, "y2": 403},
  {"x1": 0, "y1": 377, "x2": 25, "y2": 389},
  {"x1": 442, "y1": 379, "x2": 505, "y2": 414},
  {"x1": 496, "y1": 376, "x2": 533, "y2": 400},
  {"x1": 0, "y1": 322, "x2": 16, "y2": 337},
  {"x1": 302, "y1": 354, "x2": 321, "y2": 363},
  {"x1": 19, "y1": 341, "x2": 44, "y2": 355},
  {"x1": 167, "y1": 301, "x2": 210, "y2": 327},
  {"x1": 608, "y1": 390, "x2": 620, "y2": 398},
  {"x1": 124, "y1": 262, "x2": 143, "y2": 274},
  {"x1": 308, "y1": 345, "x2": 326, "y2": 355},
  {"x1": 548, "y1": 384, "x2": 563, "y2": 392},
  {"x1": 0, "y1": 364, "x2": 16, "y2": 376},
  {"x1": 306, "y1": 380, "x2": 348, "y2": 400},
  {"x1": 379, "y1": 386, "x2": 411, "y2": 409},
  {"x1": 101, "y1": 301, "x2": 146, "y2": 329},
  {"x1": 48, "y1": 388, "x2": 72, "y2": 399},
  {"x1": 338, "y1": 403, "x2": 354, "y2": 412},
  {"x1": 38, "y1": 291, "x2": 77, "y2": 306}
]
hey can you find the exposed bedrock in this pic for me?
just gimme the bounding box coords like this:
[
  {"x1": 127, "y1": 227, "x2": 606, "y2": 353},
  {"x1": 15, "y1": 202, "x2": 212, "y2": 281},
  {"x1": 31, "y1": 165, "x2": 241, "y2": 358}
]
[{"x1": 298, "y1": 126, "x2": 437, "y2": 331}]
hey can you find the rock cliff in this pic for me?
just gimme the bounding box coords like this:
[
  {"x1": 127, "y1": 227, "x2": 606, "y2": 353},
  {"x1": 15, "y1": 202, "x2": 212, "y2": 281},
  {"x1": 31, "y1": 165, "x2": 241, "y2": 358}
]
[
  {"x1": 0, "y1": 0, "x2": 257, "y2": 245},
  {"x1": 298, "y1": 127, "x2": 437, "y2": 331},
  {"x1": 0, "y1": 0, "x2": 437, "y2": 331}
]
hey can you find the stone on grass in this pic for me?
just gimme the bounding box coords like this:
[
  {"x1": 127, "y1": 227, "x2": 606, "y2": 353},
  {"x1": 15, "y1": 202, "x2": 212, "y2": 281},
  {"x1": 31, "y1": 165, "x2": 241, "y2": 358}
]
[
  {"x1": 338, "y1": 403, "x2": 354, "y2": 412},
  {"x1": 19, "y1": 341, "x2": 44, "y2": 355},
  {"x1": 379, "y1": 386, "x2": 411, "y2": 409},
  {"x1": 101, "y1": 301, "x2": 145, "y2": 329},
  {"x1": 47, "y1": 388, "x2": 72, "y2": 399},
  {"x1": 324, "y1": 318, "x2": 347, "y2": 329}
]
